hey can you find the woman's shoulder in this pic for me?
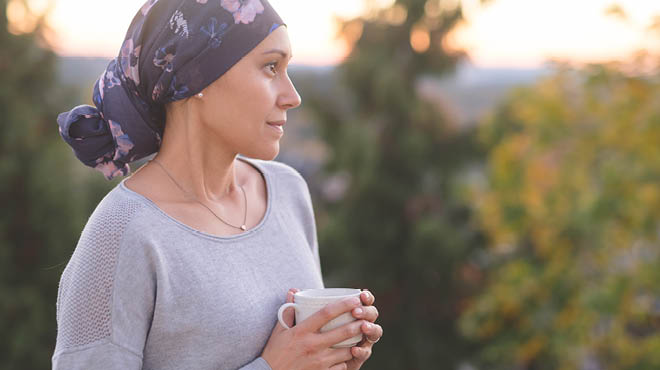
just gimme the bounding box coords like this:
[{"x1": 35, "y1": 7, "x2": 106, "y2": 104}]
[
  {"x1": 91, "y1": 182, "x2": 147, "y2": 221},
  {"x1": 78, "y1": 183, "x2": 151, "y2": 246}
]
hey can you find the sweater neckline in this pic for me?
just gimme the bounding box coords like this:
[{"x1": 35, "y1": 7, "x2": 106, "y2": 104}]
[{"x1": 118, "y1": 156, "x2": 273, "y2": 241}]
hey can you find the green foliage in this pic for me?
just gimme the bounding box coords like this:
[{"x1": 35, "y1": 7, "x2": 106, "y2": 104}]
[
  {"x1": 460, "y1": 61, "x2": 660, "y2": 369},
  {"x1": 305, "y1": 1, "x2": 490, "y2": 368},
  {"x1": 0, "y1": 1, "x2": 115, "y2": 368}
]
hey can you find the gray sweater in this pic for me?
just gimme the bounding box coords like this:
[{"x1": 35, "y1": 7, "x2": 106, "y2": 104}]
[{"x1": 52, "y1": 157, "x2": 325, "y2": 370}]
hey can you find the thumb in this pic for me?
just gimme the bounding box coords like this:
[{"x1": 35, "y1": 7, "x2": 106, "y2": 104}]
[
  {"x1": 282, "y1": 289, "x2": 296, "y2": 328},
  {"x1": 274, "y1": 289, "x2": 297, "y2": 334}
]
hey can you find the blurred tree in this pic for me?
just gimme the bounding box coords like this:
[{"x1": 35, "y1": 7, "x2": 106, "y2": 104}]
[
  {"x1": 604, "y1": 3, "x2": 627, "y2": 22},
  {"x1": 1, "y1": 1, "x2": 113, "y2": 368},
  {"x1": 303, "y1": 0, "x2": 490, "y2": 368},
  {"x1": 459, "y1": 58, "x2": 660, "y2": 370}
]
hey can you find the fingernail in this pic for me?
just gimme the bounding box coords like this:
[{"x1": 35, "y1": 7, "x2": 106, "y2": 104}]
[
  {"x1": 354, "y1": 307, "x2": 363, "y2": 316},
  {"x1": 362, "y1": 291, "x2": 370, "y2": 300}
]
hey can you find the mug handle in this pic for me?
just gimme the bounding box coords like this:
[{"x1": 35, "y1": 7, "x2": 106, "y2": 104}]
[{"x1": 277, "y1": 302, "x2": 298, "y2": 329}]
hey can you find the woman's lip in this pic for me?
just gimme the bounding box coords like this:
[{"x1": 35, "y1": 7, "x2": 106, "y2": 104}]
[
  {"x1": 267, "y1": 122, "x2": 284, "y2": 133},
  {"x1": 267, "y1": 121, "x2": 286, "y2": 126}
]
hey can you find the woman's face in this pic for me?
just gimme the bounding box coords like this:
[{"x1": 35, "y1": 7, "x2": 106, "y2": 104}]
[{"x1": 193, "y1": 26, "x2": 301, "y2": 160}]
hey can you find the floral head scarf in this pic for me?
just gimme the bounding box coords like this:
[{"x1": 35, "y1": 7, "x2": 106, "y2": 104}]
[{"x1": 57, "y1": 0, "x2": 284, "y2": 179}]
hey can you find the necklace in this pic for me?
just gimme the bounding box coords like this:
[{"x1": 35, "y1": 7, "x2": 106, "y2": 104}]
[{"x1": 150, "y1": 158, "x2": 248, "y2": 231}]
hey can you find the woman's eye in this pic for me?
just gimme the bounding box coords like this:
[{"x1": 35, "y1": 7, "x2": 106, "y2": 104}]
[{"x1": 266, "y1": 62, "x2": 278, "y2": 74}]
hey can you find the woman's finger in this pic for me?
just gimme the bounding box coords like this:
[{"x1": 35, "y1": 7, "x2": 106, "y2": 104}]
[
  {"x1": 329, "y1": 363, "x2": 348, "y2": 370},
  {"x1": 360, "y1": 290, "x2": 375, "y2": 306},
  {"x1": 350, "y1": 344, "x2": 372, "y2": 361},
  {"x1": 318, "y1": 320, "x2": 366, "y2": 348},
  {"x1": 325, "y1": 347, "x2": 353, "y2": 365},
  {"x1": 360, "y1": 321, "x2": 383, "y2": 343},
  {"x1": 297, "y1": 297, "x2": 362, "y2": 333},
  {"x1": 286, "y1": 289, "x2": 296, "y2": 303},
  {"x1": 352, "y1": 305, "x2": 378, "y2": 322}
]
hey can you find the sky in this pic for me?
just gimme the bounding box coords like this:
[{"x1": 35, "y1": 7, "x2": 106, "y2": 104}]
[
  {"x1": 10, "y1": 0, "x2": 660, "y2": 67},
  {"x1": 452, "y1": 0, "x2": 660, "y2": 67}
]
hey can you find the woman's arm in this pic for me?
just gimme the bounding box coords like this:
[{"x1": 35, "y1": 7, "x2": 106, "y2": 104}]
[{"x1": 52, "y1": 201, "x2": 154, "y2": 369}]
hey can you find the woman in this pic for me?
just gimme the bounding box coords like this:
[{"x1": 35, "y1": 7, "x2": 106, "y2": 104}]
[{"x1": 53, "y1": 0, "x2": 382, "y2": 369}]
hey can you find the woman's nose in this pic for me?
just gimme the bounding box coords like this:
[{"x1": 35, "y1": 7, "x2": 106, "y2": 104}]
[{"x1": 279, "y1": 74, "x2": 302, "y2": 110}]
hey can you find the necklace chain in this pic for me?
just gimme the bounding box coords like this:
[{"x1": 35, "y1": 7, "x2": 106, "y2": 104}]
[{"x1": 151, "y1": 158, "x2": 248, "y2": 231}]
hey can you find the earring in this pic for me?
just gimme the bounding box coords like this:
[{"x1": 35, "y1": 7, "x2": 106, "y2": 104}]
[{"x1": 197, "y1": 92, "x2": 204, "y2": 98}]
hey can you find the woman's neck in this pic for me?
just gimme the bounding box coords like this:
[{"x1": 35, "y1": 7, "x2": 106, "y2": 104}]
[{"x1": 154, "y1": 113, "x2": 243, "y2": 204}]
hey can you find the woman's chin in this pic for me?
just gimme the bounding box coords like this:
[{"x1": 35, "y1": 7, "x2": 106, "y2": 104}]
[{"x1": 243, "y1": 144, "x2": 280, "y2": 161}]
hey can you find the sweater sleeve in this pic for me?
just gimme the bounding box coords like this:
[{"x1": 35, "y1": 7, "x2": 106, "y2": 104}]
[
  {"x1": 238, "y1": 357, "x2": 272, "y2": 370},
  {"x1": 52, "y1": 342, "x2": 143, "y2": 369},
  {"x1": 52, "y1": 194, "x2": 154, "y2": 369}
]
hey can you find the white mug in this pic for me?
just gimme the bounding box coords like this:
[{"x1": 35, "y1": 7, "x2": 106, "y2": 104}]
[{"x1": 277, "y1": 288, "x2": 363, "y2": 348}]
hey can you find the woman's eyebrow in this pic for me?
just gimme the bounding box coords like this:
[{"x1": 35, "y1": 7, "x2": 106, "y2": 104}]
[{"x1": 262, "y1": 48, "x2": 292, "y2": 59}]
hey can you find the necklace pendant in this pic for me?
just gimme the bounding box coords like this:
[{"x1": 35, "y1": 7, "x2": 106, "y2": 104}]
[{"x1": 240, "y1": 225, "x2": 247, "y2": 231}]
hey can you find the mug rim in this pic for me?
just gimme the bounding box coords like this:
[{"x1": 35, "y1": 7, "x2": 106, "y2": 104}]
[{"x1": 295, "y1": 288, "x2": 361, "y2": 300}]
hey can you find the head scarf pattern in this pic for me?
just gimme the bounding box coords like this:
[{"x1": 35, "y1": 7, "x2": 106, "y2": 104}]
[{"x1": 57, "y1": 0, "x2": 284, "y2": 179}]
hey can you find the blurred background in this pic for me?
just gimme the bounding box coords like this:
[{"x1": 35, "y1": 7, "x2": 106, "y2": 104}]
[{"x1": 3, "y1": 0, "x2": 660, "y2": 369}]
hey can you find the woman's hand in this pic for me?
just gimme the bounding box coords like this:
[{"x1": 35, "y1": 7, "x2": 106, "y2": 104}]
[
  {"x1": 345, "y1": 290, "x2": 383, "y2": 370},
  {"x1": 262, "y1": 289, "x2": 368, "y2": 370}
]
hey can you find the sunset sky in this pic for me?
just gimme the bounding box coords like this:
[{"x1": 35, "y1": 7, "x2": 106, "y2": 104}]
[{"x1": 13, "y1": 0, "x2": 660, "y2": 67}]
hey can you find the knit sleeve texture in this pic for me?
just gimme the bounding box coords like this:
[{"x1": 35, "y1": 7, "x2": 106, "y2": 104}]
[{"x1": 52, "y1": 190, "x2": 154, "y2": 369}]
